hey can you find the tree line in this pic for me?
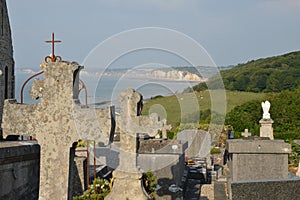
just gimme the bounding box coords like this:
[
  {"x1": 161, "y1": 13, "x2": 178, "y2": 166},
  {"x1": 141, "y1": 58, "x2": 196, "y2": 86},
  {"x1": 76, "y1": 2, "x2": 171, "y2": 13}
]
[{"x1": 193, "y1": 51, "x2": 300, "y2": 93}]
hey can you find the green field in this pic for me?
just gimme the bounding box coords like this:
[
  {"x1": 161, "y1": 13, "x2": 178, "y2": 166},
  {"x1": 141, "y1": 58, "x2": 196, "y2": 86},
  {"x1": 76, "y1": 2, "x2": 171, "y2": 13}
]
[{"x1": 142, "y1": 90, "x2": 266, "y2": 130}]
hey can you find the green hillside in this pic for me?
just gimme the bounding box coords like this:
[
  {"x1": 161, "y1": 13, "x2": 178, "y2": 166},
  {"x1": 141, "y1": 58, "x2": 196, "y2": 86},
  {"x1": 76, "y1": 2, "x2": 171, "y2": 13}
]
[
  {"x1": 193, "y1": 51, "x2": 300, "y2": 92},
  {"x1": 142, "y1": 90, "x2": 265, "y2": 130}
]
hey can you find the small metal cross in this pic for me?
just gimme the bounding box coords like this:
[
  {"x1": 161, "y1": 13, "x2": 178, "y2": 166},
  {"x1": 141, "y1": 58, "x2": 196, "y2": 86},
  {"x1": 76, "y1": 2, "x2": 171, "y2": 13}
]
[{"x1": 45, "y1": 32, "x2": 62, "y2": 62}]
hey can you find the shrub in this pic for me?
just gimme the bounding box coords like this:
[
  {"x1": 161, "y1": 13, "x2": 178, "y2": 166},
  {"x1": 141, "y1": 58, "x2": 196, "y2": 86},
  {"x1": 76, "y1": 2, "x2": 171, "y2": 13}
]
[
  {"x1": 76, "y1": 140, "x2": 86, "y2": 148},
  {"x1": 165, "y1": 130, "x2": 175, "y2": 139},
  {"x1": 73, "y1": 178, "x2": 110, "y2": 200},
  {"x1": 142, "y1": 171, "x2": 157, "y2": 199},
  {"x1": 210, "y1": 147, "x2": 221, "y2": 154},
  {"x1": 286, "y1": 140, "x2": 300, "y2": 168}
]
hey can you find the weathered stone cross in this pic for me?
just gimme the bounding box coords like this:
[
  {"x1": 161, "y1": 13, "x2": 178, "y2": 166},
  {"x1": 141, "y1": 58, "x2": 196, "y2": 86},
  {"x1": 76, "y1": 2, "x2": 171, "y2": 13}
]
[
  {"x1": 106, "y1": 88, "x2": 165, "y2": 200},
  {"x1": 2, "y1": 60, "x2": 109, "y2": 199},
  {"x1": 241, "y1": 128, "x2": 251, "y2": 138}
]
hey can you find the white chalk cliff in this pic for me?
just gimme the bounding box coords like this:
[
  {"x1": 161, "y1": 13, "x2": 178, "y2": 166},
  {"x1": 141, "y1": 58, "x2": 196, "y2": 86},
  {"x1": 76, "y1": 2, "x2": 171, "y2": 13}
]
[{"x1": 151, "y1": 70, "x2": 203, "y2": 81}]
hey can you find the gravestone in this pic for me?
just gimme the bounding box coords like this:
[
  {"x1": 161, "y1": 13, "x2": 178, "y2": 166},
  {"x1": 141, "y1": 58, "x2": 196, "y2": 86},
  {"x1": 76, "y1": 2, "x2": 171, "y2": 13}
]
[
  {"x1": 229, "y1": 130, "x2": 235, "y2": 139},
  {"x1": 105, "y1": 88, "x2": 164, "y2": 200},
  {"x1": 225, "y1": 101, "x2": 299, "y2": 199},
  {"x1": 162, "y1": 120, "x2": 172, "y2": 139},
  {"x1": 241, "y1": 129, "x2": 251, "y2": 138},
  {"x1": 260, "y1": 100, "x2": 274, "y2": 140},
  {"x1": 226, "y1": 138, "x2": 291, "y2": 181},
  {"x1": 2, "y1": 60, "x2": 107, "y2": 199},
  {"x1": 227, "y1": 125, "x2": 232, "y2": 139}
]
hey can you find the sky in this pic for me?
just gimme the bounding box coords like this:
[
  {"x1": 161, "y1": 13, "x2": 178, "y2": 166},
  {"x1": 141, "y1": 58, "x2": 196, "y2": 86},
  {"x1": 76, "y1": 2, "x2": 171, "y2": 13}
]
[{"x1": 6, "y1": 0, "x2": 300, "y2": 70}]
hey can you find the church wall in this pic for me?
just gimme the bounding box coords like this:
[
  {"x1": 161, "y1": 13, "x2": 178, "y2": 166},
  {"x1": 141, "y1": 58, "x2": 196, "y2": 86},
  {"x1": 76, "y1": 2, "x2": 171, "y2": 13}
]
[{"x1": 0, "y1": 0, "x2": 14, "y2": 131}]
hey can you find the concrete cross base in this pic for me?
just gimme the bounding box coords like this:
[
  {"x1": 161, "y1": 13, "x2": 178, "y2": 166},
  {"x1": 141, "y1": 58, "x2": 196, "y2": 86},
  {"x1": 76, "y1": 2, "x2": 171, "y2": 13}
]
[
  {"x1": 259, "y1": 118, "x2": 274, "y2": 140},
  {"x1": 105, "y1": 170, "x2": 149, "y2": 200}
]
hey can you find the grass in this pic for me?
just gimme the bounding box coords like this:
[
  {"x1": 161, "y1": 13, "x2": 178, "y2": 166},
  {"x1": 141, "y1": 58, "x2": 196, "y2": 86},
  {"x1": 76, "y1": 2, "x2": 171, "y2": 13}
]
[{"x1": 142, "y1": 90, "x2": 265, "y2": 130}]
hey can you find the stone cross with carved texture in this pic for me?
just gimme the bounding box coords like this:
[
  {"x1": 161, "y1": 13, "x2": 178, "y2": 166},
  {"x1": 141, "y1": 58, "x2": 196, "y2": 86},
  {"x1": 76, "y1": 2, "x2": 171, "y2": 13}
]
[
  {"x1": 2, "y1": 60, "x2": 109, "y2": 200},
  {"x1": 105, "y1": 88, "x2": 165, "y2": 200}
]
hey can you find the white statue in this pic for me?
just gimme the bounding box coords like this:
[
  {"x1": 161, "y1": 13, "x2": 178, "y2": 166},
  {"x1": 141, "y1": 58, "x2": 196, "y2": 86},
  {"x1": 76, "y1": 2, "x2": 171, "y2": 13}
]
[{"x1": 261, "y1": 100, "x2": 271, "y2": 119}]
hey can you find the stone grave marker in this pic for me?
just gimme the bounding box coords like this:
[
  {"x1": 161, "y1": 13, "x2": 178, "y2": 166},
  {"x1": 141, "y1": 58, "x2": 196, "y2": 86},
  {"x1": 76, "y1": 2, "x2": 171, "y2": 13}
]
[
  {"x1": 162, "y1": 119, "x2": 172, "y2": 139},
  {"x1": 241, "y1": 129, "x2": 251, "y2": 138},
  {"x1": 2, "y1": 60, "x2": 108, "y2": 199},
  {"x1": 105, "y1": 88, "x2": 165, "y2": 200}
]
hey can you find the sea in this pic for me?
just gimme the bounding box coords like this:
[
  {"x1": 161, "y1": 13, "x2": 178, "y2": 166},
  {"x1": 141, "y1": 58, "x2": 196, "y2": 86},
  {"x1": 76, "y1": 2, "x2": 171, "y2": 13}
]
[{"x1": 15, "y1": 71, "x2": 199, "y2": 108}]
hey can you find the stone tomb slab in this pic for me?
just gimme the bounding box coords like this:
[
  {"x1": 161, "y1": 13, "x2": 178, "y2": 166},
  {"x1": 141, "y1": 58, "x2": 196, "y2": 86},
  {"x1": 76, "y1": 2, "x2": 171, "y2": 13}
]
[
  {"x1": 226, "y1": 138, "x2": 291, "y2": 181},
  {"x1": 230, "y1": 179, "x2": 300, "y2": 200}
]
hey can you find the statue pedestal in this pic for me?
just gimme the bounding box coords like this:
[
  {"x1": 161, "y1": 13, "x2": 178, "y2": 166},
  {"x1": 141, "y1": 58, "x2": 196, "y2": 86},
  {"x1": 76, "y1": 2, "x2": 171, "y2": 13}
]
[
  {"x1": 259, "y1": 118, "x2": 274, "y2": 140},
  {"x1": 105, "y1": 171, "x2": 149, "y2": 200}
]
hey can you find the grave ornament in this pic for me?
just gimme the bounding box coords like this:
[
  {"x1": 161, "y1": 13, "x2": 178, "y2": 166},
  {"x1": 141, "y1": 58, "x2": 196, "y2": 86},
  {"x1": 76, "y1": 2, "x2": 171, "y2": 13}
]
[
  {"x1": 241, "y1": 129, "x2": 251, "y2": 138},
  {"x1": 261, "y1": 100, "x2": 271, "y2": 119},
  {"x1": 260, "y1": 100, "x2": 274, "y2": 140}
]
